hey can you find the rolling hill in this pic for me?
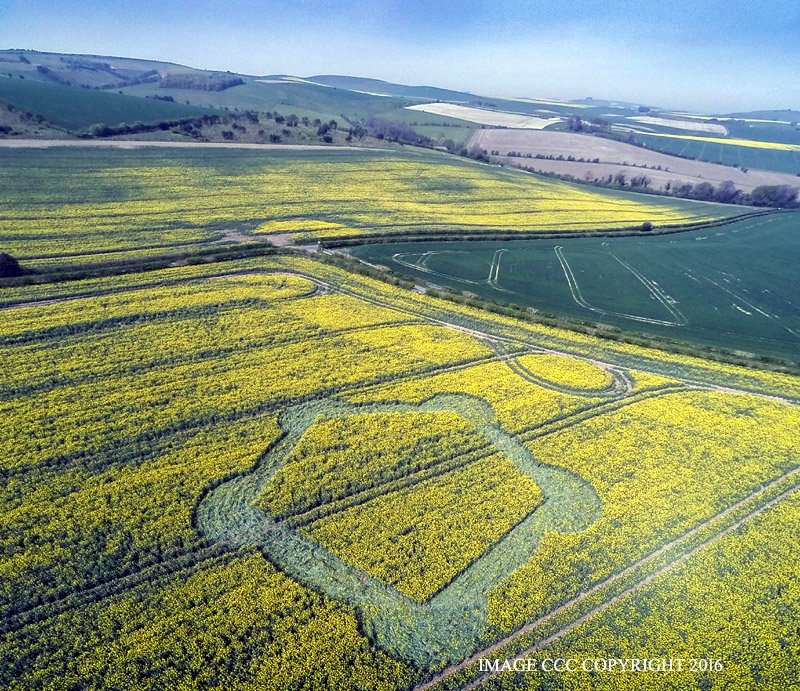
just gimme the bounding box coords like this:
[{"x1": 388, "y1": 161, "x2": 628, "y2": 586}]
[
  {"x1": 1, "y1": 48, "x2": 798, "y2": 200},
  {"x1": 0, "y1": 75, "x2": 210, "y2": 130}
]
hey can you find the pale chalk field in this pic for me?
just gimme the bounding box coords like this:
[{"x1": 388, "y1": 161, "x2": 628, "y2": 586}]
[{"x1": 405, "y1": 102, "x2": 562, "y2": 129}]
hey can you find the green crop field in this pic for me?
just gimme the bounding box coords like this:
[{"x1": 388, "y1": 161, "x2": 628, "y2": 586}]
[
  {"x1": 724, "y1": 119, "x2": 800, "y2": 146},
  {"x1": 635, "y1": 131, "x2": 800, "y2": 175},
  {"x1": 0, "y1": 76, "x2": 210, "y2": 131},
  {"x1": 351, "y1": 212, "x2": 800, "y2": 362}
]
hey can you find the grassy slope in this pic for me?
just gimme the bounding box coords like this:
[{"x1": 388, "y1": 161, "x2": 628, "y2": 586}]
[
  {"x1": 0, "y1": 49, "x2": 205, "y2": 78},
  {"x1": 375, "y1": 105, "x2": 476, "y2": 146},
  {"x1": 0, "y1": 102, "x2": 70, "y2": 138},
  {"x1": 307, "y1": 74, "x2": 477, "y2": 101},
  {"x1": 121, "y1": 79, "x2": 412, "y2": 125},
  {"x1": 1, "y1": 52, "x2": 421, "y2": 132},
  {"x1": 0, "y1": 76, "x2": 210, "y2": 130}
]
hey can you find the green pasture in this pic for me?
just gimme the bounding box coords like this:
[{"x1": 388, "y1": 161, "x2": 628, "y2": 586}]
[
  {"x1": 723, "y1": 119, "x2": 800, "y2": 146},
  {"x1": 122, "y1": 78, "x2": 412, "y2": 124},
  {"x1": 0, "y1": 75, "x2": 209, "y2": 131}
]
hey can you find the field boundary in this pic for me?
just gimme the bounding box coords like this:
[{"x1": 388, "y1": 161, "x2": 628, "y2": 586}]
[
  {"x1": 0, "y1": 139, "x2": 391, "y2": 152},
  {"x1": 325, "y1": 209, "x2": 775, "y2": 247}
]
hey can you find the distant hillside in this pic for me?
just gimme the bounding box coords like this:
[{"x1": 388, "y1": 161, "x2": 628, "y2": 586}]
[
  {"x1": 569, "y1": 97, "x2": 645, "y2": 109},
  {"x1": 0, "y1": 50, "x2": 420, "y2": 135},
  {"x1": 725, "y1": 109, "x2": 799, "y2": 122},
  {"x1": 306, "y1": 75, "x2": 476, "y2": 102},
  {"x1": 0, "y1": 52, "x2": 431, "y2": 147},
  {"x1": 0, "y1": 49, "x2": 641, "y2": 140},
  {"x1": 0, "y1": 49, "x2": 210, "y2": 90},
  {"x1": 122, "y1": 78, "x2": 411, "y2": 124},
  {"x1": 0, "y1": 76, "x2": 210, "y2": 131},
  {"x1": 3, "y1": 47, "x2": 798, "y2": 189}
]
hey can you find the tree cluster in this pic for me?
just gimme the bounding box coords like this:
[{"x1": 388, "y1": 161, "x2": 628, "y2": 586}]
[
  {"x1": 566, "y1": 115, "x2": 610, "y2": 133},
  {"x1": 0, "y1": 252, "x2": 25, "y2": 278},
  {"x1": 365, "y1": 118, "x2": 433, "y2": 146},
  {"x1": 87, "y1": 113, "x2": 226, "y2": 138},
  {"x1": 159, "y1": 74, "x2": 244, "y2": 92},
  {"x1": 35, "y1": 65, "x2": 71, "y2": 86}
]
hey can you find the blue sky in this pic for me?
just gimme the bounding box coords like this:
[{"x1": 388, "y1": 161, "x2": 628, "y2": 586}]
[{"x1": 2, "y1": 0, "x2": 799, "y2": 112}]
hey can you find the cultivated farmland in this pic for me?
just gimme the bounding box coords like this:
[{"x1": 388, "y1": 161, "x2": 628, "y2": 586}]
[
  {"x1": 634, "y1": 131, "x2": 800, "y2": 175},
  {"x1": 351, "y1": 211, "x2": 800, "y2": 362},
  {"x1": 627, "y1": 115, "x2": 729, "y2": 135},
  {"x1": 641, "y1": 132, "x2": 800, "y2": 153},
  {"x1": 482, "y1": 491, "x2": 800, "y2": 690},
  {"x1": 0, "y1": 146, "x2": 731, "y2": 270},
  {"x1": 405, "y1": 103, "x2": 563, "y2": 129},
  {"x1": 1, "y1": 140, "x2": 799, "y2": 691},
  {"x1": 2, "y1": 252, "x2": 799, "y2": 690},
  {"x1": 469, "y1": 128, "x2": 800, "y2": 192}
]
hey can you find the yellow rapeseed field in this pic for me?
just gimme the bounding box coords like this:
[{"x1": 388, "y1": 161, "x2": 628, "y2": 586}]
[
  {"x1": 1, "y1": 232, "x2": 797, "y2": 685},
  {"x1": 642, "y1": 130, "x2": 800, "y2": 151},
  {"x1": 0, "y1": 148, "x2": 724, "y2": 265}
]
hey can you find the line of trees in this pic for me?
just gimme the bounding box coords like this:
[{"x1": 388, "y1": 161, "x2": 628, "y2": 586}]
[
  {"x1": 159, "y1": 74, "x2": 244, "y2": 92},
  {"x1": 508, "y1": 163, "x2": 799, "y2": 208},
  {"x1": 664, "y1": 180, "x2": 798, "y2": 206},
  {"x1": 87, "y1": 113, "x2": 228, "y2": 137},
  {"x1": 504, "y1": 151, "x2": 604, "y2": 164},
  {"x1": 85, "y1": 109, "x2": 352, "y2": 145},
  {"x1": 365, "y1": 118, "x2": 434, "y2": 146}
]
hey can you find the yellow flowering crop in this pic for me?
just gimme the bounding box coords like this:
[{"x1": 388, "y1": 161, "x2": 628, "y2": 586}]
[
  {"x1": 2, "y1": 253, "x2": 798, "y2": 687},
  {"x1": 0, "y1": 148, "x2": 724, "y2": 266},
  {"x1": 258, "y1": 410, "x2": 487, "y2": 519},
  {"x1": 489, "y1": 390, "x2": 800, "y2": 631},
  {"x1": 642, "y1": 130, "x2": 800, "y2": 151},
  {"x1": 306, "y1": 453, "x2": 543, "y2": 601}
]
